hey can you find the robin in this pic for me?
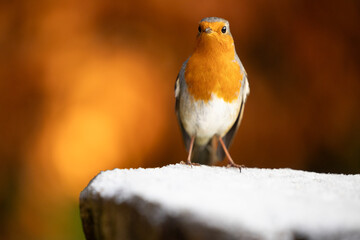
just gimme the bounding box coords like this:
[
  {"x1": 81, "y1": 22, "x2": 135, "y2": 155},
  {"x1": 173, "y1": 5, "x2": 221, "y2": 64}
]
[{"x1": 175, "y1": 17, "x2": 250, "y2": 169}]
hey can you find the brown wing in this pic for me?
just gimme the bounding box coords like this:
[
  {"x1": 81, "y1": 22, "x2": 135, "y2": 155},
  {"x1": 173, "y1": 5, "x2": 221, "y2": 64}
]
[{"x1": 175, "y1": 75, "x2": 191, "y2": 151}]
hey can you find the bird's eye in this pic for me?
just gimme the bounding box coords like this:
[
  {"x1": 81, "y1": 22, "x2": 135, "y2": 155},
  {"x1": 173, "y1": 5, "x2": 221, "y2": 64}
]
[
  {"x1": 221, "y1": 26, "x2": 227, "y2": 33},
  {"x1": 198, "y1": 25, "x2": 202, "y2": 33}
]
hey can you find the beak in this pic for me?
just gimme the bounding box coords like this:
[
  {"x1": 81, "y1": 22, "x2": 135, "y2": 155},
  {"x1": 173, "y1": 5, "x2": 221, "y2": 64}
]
[{"x1": 205, "y1": 27, "x2": 212, "y2": 34}]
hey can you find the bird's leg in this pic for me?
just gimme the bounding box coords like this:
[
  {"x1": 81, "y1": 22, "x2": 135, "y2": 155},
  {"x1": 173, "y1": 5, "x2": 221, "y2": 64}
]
[
  {"x1": 218, "y1": 137, "x2": 244, "y2": 171},
  {"x1": 180, "y1": 136, "x2": 199, "y2": 166},
  {"x1": 186, "y1": 136, "x2": 195, "y2": 165}
]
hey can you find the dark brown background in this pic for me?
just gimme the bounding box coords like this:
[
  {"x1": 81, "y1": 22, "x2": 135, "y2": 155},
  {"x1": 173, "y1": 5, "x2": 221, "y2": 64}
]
[{"x1": 1, "y1": 0, "x2": 359, "y2": 239}]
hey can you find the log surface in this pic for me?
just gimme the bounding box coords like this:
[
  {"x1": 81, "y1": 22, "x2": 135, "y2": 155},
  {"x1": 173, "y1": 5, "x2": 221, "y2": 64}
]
[{"x1": 80, "y1": 164, "x2": 360, "y2": 240}]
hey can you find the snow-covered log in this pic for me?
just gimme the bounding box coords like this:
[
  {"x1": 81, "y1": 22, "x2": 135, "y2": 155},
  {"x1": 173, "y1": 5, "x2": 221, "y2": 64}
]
[{"x1": 80, "y1": 164, "x2": 360, "y2": 240}]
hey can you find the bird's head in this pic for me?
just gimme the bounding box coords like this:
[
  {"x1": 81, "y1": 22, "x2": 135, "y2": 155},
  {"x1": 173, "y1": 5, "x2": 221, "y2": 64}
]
[{"x1": 195, "y1": 17, "x2": 234, "y2": 54}]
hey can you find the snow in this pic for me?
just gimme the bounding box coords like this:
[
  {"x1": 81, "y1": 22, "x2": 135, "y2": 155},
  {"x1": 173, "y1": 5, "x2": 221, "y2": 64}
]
[{"x1": 81, "y1": 164, "x2": 360, "y2": 239}]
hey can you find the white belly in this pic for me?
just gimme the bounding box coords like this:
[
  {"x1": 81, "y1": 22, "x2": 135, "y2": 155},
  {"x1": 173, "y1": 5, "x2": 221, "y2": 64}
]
[{"x1": 179, "y1": 87, "x2": 241, "y2": 146}]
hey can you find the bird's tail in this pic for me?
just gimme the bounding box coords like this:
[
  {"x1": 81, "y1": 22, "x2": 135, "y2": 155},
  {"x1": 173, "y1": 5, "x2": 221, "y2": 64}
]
[{"x1": 191, "y1": 136, "x2": 220, "y2": 165}]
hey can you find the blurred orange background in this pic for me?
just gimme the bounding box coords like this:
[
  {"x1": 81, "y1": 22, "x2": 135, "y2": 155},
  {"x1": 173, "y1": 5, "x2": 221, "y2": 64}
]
[{"x1": 1, "y1": 0, "x2": 359, "y2": 239}]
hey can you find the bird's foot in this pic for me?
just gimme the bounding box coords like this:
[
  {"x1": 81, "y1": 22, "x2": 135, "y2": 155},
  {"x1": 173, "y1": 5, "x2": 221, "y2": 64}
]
[
  {"x1": 180, "y1": 161, "x2": 200, "y2": 167},
  {"x1": 226, "y1": 163, "x2": 245, "y2": 172}
]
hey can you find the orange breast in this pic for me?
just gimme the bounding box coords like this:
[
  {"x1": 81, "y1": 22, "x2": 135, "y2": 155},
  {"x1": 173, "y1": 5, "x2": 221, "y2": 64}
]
[{"x1": 185, "y1": 40, "x2": 243, "y2": 103}]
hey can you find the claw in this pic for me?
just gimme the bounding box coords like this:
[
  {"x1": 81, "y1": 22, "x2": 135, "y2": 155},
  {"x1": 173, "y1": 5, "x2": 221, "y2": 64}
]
[
  {"x1": 226, "y1": 163, "x2": 244, "y2": 172},
  {"x1": 188, "y1": 162, "x2": 200, "y2": 166},
  {"x1": 180, "y1": 160, "x2": 200, "y2": 167}
]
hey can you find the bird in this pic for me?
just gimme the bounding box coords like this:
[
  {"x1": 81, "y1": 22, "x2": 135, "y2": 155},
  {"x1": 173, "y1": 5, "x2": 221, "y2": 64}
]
[{"x1": 175, "y1": 17, "x2": 250, "y2": 169}]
